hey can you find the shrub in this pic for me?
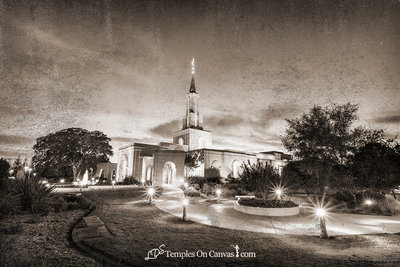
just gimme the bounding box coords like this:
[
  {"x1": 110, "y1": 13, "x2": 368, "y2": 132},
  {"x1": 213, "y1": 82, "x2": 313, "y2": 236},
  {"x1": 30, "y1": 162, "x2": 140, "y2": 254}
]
[
  {"x1": 186, "y1": 189, "x2": 201, "y2": 197},
  {"x1": 7, "y1": 176, "x2": 55, "y2": 213},
  {"x1": 0, "y1": 192, "x2": 19, "y2": 219},
  {"x1": 48, "y1": 195, "x2": 68, "y2": 212},
  {"x1": 201, "y1": 182, "x2": 218, "y2": 195},
  {"x1": 238, "y1": 198, "x2": 298, "y2": 208},
  {"x1": 240, "y1": 161, "x2": 279, "y2": 199},
  {"x1": 188, "y1": 176, "x2": 207, "y2": 188},
  {"x1": 121, "y1": 176, "x2": 141, "y2": 185},
  {"x1": 63, "y1": 193, "x2": 93, "y2": 210}
]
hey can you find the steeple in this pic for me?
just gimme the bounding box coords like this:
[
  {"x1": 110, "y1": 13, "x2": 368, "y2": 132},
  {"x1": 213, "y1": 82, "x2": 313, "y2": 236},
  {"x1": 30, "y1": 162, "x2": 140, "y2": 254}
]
[{"x1": 189, "y1": 58, "x2": 196, "y2": 93}]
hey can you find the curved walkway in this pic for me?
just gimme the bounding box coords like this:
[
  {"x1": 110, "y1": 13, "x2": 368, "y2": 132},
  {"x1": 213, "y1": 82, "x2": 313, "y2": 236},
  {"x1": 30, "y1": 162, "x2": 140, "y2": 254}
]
[{"x1": 155, "y1": 186, "x2": 400, "y2": 236}]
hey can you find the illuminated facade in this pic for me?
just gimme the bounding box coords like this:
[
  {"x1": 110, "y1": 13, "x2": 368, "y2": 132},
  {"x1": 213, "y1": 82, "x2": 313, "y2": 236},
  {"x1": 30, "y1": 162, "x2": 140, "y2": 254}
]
[{"x1": 116, "y1": 60, "x2": 291, "y2": 186}]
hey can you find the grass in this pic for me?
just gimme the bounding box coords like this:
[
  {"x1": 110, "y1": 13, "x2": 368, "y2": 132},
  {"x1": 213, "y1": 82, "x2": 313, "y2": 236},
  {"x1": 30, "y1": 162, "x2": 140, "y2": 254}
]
[
  {"x1": 83, "y1": 188, "x2": 400, "y2": 266},
  {"x1": 0, "y1": 209, "x2": 99, "y2": 266}
]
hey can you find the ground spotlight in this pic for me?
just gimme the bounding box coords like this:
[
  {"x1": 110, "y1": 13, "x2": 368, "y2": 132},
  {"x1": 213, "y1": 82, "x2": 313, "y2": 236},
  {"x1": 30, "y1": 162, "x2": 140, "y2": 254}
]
[
  {"x1": 216, "y1": 188, "x2": 222, "y2": 203},
  {"x1": 147, "y1": 187, "x2": 156, "y2": 204}
]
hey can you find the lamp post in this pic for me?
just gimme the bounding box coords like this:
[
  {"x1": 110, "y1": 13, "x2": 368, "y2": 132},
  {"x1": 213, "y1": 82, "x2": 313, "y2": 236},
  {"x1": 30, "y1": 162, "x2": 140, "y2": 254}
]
[
  {"x1": 112, "y1": 180, "x2": 115, "y2": 189},
  {"x1": 216, "y1": 189, "x2": 222, "y2": 203},
  {"x1": 9, "y1": 169, "x2": 14, "y2": 177},
  {"x1": 275, "y1": 189, "x2": 282, "y2": 200},
  {"x1": 182, "y1": 198, "x2": 189, "y2": 221},
  {"x1": 148, "y1": 187, "x2": 155, "y2": 204},
  {"x1": 316, "y1": 208, "x2": 329, "y2": 239},
  {"x1": 141, "y1": 177, "x2": 145, "y2": 187}
]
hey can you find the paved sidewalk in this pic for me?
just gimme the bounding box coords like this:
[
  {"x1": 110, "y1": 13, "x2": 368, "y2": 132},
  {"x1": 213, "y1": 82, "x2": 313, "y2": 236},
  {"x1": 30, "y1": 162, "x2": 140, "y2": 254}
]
[{"x1": 155, "y1": 186, "x2": 400, "y2": 236}]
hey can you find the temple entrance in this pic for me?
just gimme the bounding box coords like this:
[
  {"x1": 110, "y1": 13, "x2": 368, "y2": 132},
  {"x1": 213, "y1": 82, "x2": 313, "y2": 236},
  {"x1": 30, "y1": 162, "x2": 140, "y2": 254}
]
[
  {"x1": 162, "y1": 162, "x2": 176, "y2": 185},
  {"x1": 119, "y1": 155, "x2": 129, "y2": 180}
]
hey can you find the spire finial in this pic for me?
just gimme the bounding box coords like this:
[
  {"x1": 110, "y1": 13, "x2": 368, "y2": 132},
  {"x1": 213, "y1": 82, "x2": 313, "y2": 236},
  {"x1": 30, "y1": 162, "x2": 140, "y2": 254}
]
[{"x1": 189, "y1": 58, "x2": 196, "y2": 93}]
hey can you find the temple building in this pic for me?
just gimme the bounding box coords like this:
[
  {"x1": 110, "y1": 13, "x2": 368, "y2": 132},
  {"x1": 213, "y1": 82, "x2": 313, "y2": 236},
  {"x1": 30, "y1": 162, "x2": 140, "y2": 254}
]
[{"x1": 116, "y1": 59, "x2": 291, "y2": 186}]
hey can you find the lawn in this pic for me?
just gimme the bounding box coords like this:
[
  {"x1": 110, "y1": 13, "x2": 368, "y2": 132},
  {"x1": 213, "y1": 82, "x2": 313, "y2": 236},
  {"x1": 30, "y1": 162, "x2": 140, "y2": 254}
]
[
  {"x1": 0, "y1": 209, "x2": 100, "y2": 266},
  {"x1": 82, "y1": 188, "x2": 400, "y2": 266}
]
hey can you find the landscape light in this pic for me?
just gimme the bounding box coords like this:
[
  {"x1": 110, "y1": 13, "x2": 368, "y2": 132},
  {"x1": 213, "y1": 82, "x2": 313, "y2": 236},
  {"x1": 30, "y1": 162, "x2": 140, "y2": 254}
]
[
  {"x1": 183, "y1": 182, "x2": 189, "y2": 189},
  {"x1": 45, "y1": 183, "x2": 50, "y2": 188},
  {"x1": 9, "y1": 169, "x2": 14, "y2": 175},
  {"x1": 147, "y1": 187, "x2": 155, "y2": 204},
  {"x1": 316, "y1": 208, "x2": 326, "y2": 218},
  {"x1": 112, "y1": 180, "x2": 115, "y2": 189},
  {"x1": 315, "y1": 207, "x2": 329, "y2": 239},
  {"x1": 179, "y1": 177, "x2": 184, "y2": 184},
  {"x1": 182, "y1": 198, "x2": 189, "y2": 221},
  {"x1": 275, "y1": 188, "x2": 282, "y2": 200},
  {"x1": 365, "y1": 199, "x2": 373, "y2": 206},
  {"x1": 60, "y1": 179, "x2": 65, "y2": 183},
  {"x1": 216, "y1": 189, "x2": 222, "y2": 203}
]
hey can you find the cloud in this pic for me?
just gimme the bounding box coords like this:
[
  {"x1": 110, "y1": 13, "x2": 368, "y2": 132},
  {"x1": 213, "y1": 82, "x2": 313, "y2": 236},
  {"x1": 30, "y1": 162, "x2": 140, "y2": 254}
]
[
  {"x1": 149, "y1": 119, "x2": 181, "y2": 137},
  {"x1": 375, "y1": 114, "x2": 400, "y2": 124},
  {"x1": 0, "y1": 134, "x2": 35, "y2": 145},
  {"x1": 206, "y1": 115, "x2": 245, "y2": 131}
]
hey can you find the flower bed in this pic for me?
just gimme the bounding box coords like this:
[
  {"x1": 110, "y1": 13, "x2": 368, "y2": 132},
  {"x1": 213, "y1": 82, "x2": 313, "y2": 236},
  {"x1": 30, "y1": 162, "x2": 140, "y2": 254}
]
[
  {"x1": 238, "y1": 198, "x2": 298, "y2": 208},
  {"x1": 235, "y1": 198, "x2": 299, "y2": 216}
]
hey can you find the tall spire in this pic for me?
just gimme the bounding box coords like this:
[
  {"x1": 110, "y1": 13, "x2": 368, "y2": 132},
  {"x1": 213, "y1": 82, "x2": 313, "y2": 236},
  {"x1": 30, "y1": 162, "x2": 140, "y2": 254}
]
[{"x1": 189, "y1": 58, "x2": 196, "y2": 93}]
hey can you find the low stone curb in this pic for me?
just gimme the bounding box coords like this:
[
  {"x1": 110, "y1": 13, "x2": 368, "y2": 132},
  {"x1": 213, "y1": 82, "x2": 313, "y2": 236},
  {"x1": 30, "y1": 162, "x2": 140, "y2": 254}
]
[{"x1": 69, "y1": 206, "x2": 130, "y2": 266}]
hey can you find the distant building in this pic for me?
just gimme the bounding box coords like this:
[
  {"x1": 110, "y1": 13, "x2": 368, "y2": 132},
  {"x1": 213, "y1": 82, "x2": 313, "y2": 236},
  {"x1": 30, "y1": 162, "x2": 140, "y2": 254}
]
[
  {"x1": 116, "y1": 60, "x2": 291, "y2": 186},
  {"x1": 95, "y1": 162, "x2": 117, "y2": 180}
]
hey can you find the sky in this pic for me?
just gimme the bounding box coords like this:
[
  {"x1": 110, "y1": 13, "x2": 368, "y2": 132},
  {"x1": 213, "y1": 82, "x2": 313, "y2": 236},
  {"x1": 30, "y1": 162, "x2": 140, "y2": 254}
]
[{"x1": 0, "y1": 0, "x2": 399, "y2": 163}]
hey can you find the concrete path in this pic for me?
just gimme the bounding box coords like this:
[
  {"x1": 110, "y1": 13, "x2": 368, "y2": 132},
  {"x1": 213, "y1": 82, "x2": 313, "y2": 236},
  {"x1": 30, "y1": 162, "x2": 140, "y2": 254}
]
[
  {"x1": 54, "y1": 185, "x2": 139, "y2": 193},
  {"x1": 155, "y1": 186, "x2": 400, "y2": 236}
]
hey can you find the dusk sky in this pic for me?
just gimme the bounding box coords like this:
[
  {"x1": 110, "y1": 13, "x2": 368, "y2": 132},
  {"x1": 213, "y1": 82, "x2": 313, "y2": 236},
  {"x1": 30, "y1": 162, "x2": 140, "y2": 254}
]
[{"x1": 0, "y1": 0, "x2": 399, "y2": 162}]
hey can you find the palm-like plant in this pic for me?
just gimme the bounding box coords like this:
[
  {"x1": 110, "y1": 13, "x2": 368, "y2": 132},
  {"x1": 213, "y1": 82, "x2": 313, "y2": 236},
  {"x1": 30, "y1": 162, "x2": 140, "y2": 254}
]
[{"x1": 7, "y1": 175, "x2": 55, "y2": 213}]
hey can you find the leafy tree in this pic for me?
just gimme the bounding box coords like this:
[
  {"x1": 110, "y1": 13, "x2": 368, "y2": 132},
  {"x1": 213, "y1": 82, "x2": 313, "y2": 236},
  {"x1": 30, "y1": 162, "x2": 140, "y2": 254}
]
[
  {"x1": 32, "y1": 128, "x2": 113, "y2": 181},
  {"x1": 0, "y1": 158, "x2": 11, "y2": 190},
  {"x1": 282, "y1": 103, "x2": 383, "y2": 165},
  {"x1": 282, "y1": 159, "x2": 354, "y2": 194},
  {"x1": 239, "y1": 160, "x2": 279, "y2": 199},
  {"x1": 352, "y1": 141, "x2": 400, "y2": 189},
  {"x1": 184, "y1": 150, "x2": 204, "y2": 177}
]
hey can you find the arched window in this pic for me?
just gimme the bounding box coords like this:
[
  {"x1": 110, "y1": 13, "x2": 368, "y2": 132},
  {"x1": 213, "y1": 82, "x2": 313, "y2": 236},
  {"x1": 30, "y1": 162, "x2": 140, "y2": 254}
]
[{"x1": 232, "y1": 160, "x2": 241, "y2": 178}]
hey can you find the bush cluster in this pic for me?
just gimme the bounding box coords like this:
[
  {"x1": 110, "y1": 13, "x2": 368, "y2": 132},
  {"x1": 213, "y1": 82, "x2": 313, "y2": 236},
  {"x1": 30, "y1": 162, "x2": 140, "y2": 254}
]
[
  {"x1": 238, "y1": 198, "x2": 298, "y2": 208},
  {"x1": 118, "y1": 176, "x2": 141, "y2": 185}
]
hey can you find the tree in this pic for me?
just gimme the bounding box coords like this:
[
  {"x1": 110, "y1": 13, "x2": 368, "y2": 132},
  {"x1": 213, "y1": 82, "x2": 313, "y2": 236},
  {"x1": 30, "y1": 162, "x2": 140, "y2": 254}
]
[
  {"x1": 282, "y1": 103, "x2": 383, "y2": 165},
  {"x1": 32, "y1": 128, "x2": 113, "y2": 181},
  {"x1": 0, "y1": 158, "x2": 11, "y2": 190},
  {"x1": 184, "y1": 150, "x2": 204, "y2": 177},
  {"x1": 239, "y1": 160, "x2": 279, "y2": 199},
  {"x1": 282, "y1": 159, "x2": 354, "y2": 195},
  {"x1": 352, "y1": 141, "x2": 400, "y2": 189}
]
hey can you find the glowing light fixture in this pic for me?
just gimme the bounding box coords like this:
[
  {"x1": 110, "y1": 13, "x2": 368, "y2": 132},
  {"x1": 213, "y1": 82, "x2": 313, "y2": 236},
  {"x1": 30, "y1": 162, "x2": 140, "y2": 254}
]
[
  {"x1": 216, "y1": 189, "x2": 222, "y2": 203},
  {"x1": 60, "y1": 179, "x2": 65, "y2": 183},
  {"x1": 147, "y1": 187, "x2": 156, "y2": 204},
  {"x1": 365, "y1": 199, "x2": 373, "y2": 206},
  {"x1": 275, "y1": 189, "x2": 283, "y2": 200}
]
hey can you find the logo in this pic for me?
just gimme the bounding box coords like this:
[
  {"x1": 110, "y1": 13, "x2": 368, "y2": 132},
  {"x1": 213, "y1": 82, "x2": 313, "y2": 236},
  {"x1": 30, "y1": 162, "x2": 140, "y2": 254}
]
[
  {"x1": 231, "y1": 244, "x2": 240, "y2": 257},
  {"x1": 145, "y1": 244, "x2": 165, "y2": 261},
  {"x1": 144, "y1": 244, "x2": 256, "y2": 260}
]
